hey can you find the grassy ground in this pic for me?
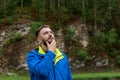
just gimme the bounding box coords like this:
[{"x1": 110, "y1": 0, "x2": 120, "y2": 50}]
[
  {"x1": 0, "y1": 73, "x2": 30, "y2": 80},
  {"x1": 0, "y1": 72, "x2": 120, "y2": 80},
  {"x1": 73, "y1": 72, "x2": 120, "y2": 80}
]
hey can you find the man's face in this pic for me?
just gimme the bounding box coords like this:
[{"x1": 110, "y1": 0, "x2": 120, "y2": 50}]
[{"x1": 38, "y1": 27, "x2": 55, "y2": 44}]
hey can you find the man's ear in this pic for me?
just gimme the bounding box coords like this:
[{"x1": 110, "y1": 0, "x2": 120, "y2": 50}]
[{"x1": 37, "y1": 37, "x2": 42, "y2": 44}]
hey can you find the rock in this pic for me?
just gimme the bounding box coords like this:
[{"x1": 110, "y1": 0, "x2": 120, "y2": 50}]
[
  {"x1": 73, "y1": 59, "x2": 85, "y2": 69},
  {"x1": 6, "y1": 72, "x2": 17, "y2": 76},
  {"x1": 18, "y1": 27, "x2": 31, "y2": 36},
  {"x1": 0, "y1": 68, "x2": 2, "y2": 73},
  {"x1": 16, "y1": 63, "x2": 28, "y2": 71},
  {"x1": 95, "y1": 58, "x2": 109, "y2": 67},
  {"x1": 56, "y1": 29, "x2": 65, "y2": 52},
  {"x1": 0, "y1": 37, "x2": 3, "y2": 42},
  {"x1": 80, "y1": 40, "x2": 88, "y2": 48},
  {"x1": 1, "y1": 31, "x2": 6, "y2": 36},
  {"x1": 69, "y1": 23, "x2": 89, "y2": 48}
]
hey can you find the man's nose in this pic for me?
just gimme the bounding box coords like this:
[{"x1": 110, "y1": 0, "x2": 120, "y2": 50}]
[{"x1": 48, "y1": 32, "x2": 52, "y2": 36}]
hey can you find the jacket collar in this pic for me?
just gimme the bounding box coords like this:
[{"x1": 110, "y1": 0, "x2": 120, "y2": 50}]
[{"x1": 38, "y1": 46, "x2": 64, "y2": 65}]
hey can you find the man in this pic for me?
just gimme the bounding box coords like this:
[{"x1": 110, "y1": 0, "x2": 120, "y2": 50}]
[{"x1": 26, "y1": 25, "x2": 72, "y2": 80}]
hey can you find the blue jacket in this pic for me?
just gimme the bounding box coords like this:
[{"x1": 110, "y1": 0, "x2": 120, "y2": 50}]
[{"x1": 26, "y1": 48, "x2": 72, "y2": 80}]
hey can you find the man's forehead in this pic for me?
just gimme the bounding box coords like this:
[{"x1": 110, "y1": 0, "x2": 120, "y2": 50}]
[{"x1": 40, "y1": 28, "x2": 52, "y2": 33}]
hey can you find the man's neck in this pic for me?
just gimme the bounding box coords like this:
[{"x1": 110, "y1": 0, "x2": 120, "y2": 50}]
[{"x1": 41, "y1": 44, "x2": 48, "y2": 52}]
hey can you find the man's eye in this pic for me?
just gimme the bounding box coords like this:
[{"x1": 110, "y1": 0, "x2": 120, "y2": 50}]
[
  {"x1": 43, "y1": 32, "x2": 48, "y2": 35},
  {"x1": 50, "y1": 31, "x2": 53, "y2": 34},
  {"x1": 43, "y1": 31, "x2": 53, "y2": 35}
]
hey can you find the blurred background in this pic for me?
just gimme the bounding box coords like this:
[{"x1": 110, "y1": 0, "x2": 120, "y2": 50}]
[{"x1": 0, "y1": 0, "x2": 120, "y2": 80}]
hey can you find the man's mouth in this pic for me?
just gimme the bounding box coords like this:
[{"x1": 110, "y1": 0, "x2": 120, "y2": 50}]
[
  {"x1": 47, "y1": 37, "x2": 53, "y2": 42},
  {"x1": 48, "y1": 36, "x2": 53, "y2": 40}
]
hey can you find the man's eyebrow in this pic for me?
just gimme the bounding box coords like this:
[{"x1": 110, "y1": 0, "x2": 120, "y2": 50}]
[
  {"x1": 43, "y1": 30, "x2": 54, "y2": 34},
  {"x1": 43, "y1": 31, "x2": 48, "y2": 33}
]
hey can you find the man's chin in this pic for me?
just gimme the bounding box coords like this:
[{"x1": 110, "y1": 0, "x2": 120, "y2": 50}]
[
  {"x1": 48, "y1": 41, "x2": 52, "y2": 43},
  {"x1": 47, "y1": 38, "x2": 54, "y2": 43},
  {"x1": 47, "y1": 39, "x2": 52, "y2": 43}
]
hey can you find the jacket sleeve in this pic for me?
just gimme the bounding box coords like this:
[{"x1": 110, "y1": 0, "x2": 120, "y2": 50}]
[
  {"x1": 66, "y1": 61, "x2": 72, "y2": 80},
  {"x1": 64, "y1": 53, "x2": 72, "y2": 80},
  {"x1": 26, "y1": 50, "x2": 55, "y2": 77}
]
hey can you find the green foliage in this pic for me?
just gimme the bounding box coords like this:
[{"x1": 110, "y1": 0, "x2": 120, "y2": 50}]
[
  {"x1": 7, "y1": 16, "x2": 14, "y2": 24},
  {"x1": 98, "y1": 77, "x2": 110, "y2": 80},
  {"x1": 107, "y1": 28, "x2": 117, "y2": 45},
  {"x1": 73, "y1": 72, "x2": 120, "y2": 80},
  {"x1": 116, "y1": 56, "x2": 120, "y2": 65},
  {"x1": 90, "y1": 31, "x2": 106, "y2": 51},
  {"x1": 66, "y1": 26, "x2": 75, "y2": 40},
  {"x1": 0, "y1": 47, "x2": 3, "y2": 56},
  {"x1": 52, "y1": 22, "x2": 63, "y2": 31},
  {"x1": 6, "y1": 32, "x2": 22, "y2": 46},
  {"x1": 31, "y1": 0, "x2": 45, "y2": 21},
  {"x1": 0, "y1": 72, "x2": 120, "y2": 80},
  {"x1": 6, "y1": 15, "x2": 19, "y2": 24},
  {"x1": 30, "y1": 22, "x2": 42, "y2": 34},
  {"x1": 90, "y1": 28, "x2": 118, "y2": 52},
  {"x1": 109, "y1": 48, "x2": 118, "y2": 57},
  {"x1": 81, "y1": 10, "x2": 87, "y2": 22},
  {"x1": 0, "y1": 15, "x2": 19, "y2": 27},
  {"x1": 60, "y1": 6, "x2": 70, "y2": 23},
  {"x1": 77, "y1": 48, "x2": 88, "y2": 60},
  {"x1": 0, "y1": 73, "x2": 30, "y2": 80},
  {"x1": 0, "y1": 0, "x2": 119, "y2": 29},
  {"x1": 28, "y1": 21, "x2": 42, "y2": 41}
]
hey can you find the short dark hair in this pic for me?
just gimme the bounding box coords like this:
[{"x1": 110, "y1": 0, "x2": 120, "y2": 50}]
[{"x1": 35, "y1": 25, "x2": 50, "y2": 37}]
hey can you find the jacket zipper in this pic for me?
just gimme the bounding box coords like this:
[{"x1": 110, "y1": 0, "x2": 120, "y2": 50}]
[{"x1": 53, "y1": 64, "x2": 56, "y2": 80}]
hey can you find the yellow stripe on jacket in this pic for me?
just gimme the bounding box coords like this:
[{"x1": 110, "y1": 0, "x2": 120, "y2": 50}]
[{"x1": 38, "y1": 46, "x2": 64, "y2": 65}]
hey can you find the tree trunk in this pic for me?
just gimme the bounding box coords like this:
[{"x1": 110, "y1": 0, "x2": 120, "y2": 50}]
[
  {"x1": 50, "y1": 0, "x2": 53, "y2": 11},
  {"x1": 118, "y1": 0, "x2": 120, "y2": 9},
  {"x1": 44, "y1": 0, "x2": 46, "y2": 17},
  {"x1": 94, "y1": 0, "x2": 97, "y2": 31},
  {"x1": 3, "y1": 0, "x2": 7, "y2": 16},
  {"x1": 82, "y1": 0, "x2": 86, "y2": 23},
  {"x1": 57, "y1": 0, "x2": 60, "y2": 11},
  {"x1": 20, "y1": 0, "x2": 23, "y2": 17},
  {"x1": 70, "y1": 0, "x2": 73, "y2": 13},
  {"x1": 82, "y1": 0, "x2": 85, "y2": 10},
  {"x1": 57, "y1": 0, "x2": 60, "y2": 22},
  {"x1": 108, "y1": 0, "x2": 111, "y2": 16}
]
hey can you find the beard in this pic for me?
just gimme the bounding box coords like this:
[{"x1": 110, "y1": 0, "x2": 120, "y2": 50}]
[
  {"x1": 47, "y1": 35, "x2": 54, "y2": 43},
  {"x1": 42, "y1": 37, "x2": 54, "y2": 46},
  {"x1": 42, "y1": 40, "x2": 47, "y2": 46}
]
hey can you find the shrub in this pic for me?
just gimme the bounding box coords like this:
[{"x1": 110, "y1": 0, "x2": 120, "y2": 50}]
[
  {"x1": 109, "y1": 48, "x2": 118, "y2": 57},
  {"x1": 107, "y1": 28, "x2": 117, "y2": 46},
  {"x1": 99, "y1": 77, "x2": 110, "y2": 80},
  {"x1": 6, "y1": 32, "x2": 22, "y2": 46},
  {"x1": 60, "y1": 6, "x2": 70, "y2": 23},
  {"x1": 116, "y1": 56, "x2": 120, "y2": 65},
  {"x1": 66, "y1": 26, "x2": 75, "y2": 40},
  {"x1": 77, "y1": 48, "x2": 88, "y2": 60},
  {"x1": 30, "y1": 22, "x2": 42, "y2": 34},
  {"x1": 90, "y1": 31, "x2": 107, "y2": 51},
  {"x1": 7, "y1": 16, "x2": 15, "y2": 24},
  {"x1": 6, "y1": 15, "x2": 19, "y2": 25},
  {"x1": 28, "y1": 21, "x2": 42, "y2": 41},
  {"x1": 90, "y1": 28, "x2": 118, "y2": 57},
  {"x1": 0, "y1": 47, "x2": 3, "y2": 56},
  {"x1": 52, "y1": 22, "x2": 63, "y2": 31}
]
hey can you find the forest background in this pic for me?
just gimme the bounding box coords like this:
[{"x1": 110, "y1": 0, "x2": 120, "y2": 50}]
[{"x1": 0, "y1": 0, "x2": 120, "y2": 79}]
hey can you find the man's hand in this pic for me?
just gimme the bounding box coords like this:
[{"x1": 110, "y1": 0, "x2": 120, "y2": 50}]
[{"x1": 46, "y1": 39, "x2": 56, "y2": 53}]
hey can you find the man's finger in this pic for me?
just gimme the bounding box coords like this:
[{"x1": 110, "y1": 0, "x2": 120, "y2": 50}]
[{"x1": 46, "y1": 41, "x2": 49, "y2": 46}]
